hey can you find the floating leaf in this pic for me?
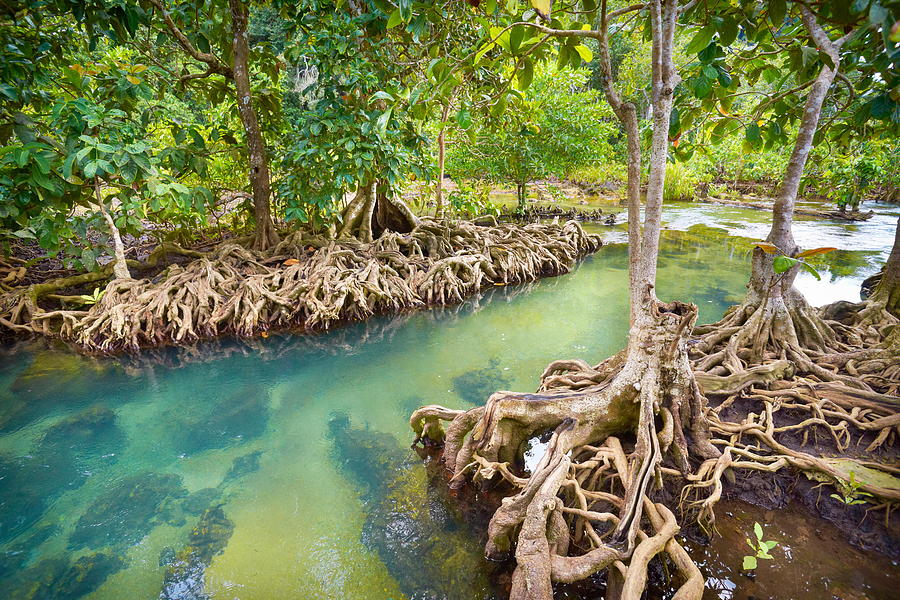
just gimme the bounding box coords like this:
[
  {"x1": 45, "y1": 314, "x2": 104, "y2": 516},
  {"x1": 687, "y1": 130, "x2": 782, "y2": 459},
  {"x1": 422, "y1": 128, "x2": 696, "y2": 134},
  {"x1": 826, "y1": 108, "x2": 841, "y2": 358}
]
[{"x1": 743, "y1": 555, "x2": 757, "y2": 570}]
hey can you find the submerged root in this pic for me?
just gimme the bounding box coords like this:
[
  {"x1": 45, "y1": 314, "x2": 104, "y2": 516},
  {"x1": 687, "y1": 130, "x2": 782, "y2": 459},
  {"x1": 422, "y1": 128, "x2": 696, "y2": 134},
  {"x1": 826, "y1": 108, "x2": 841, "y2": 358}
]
[{"x1": 0, "y1": 219, "x2": 600, "y2": 353}]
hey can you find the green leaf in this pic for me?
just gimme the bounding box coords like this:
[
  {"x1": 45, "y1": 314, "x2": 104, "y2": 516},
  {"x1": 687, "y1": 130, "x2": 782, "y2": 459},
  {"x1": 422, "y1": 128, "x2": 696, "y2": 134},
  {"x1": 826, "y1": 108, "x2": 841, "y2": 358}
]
[
  {"x1": 799, "y1": 261, "x2": 822, "y2": 281},
  {"x1": 693, "y1": 76, "x2": 712, "y2": 98},
  {"x1": 370, "y1": 90, "x2": 394, "y2": 101},
  {"x1": 510, "y1": 26, "x2": 525, "y2": 53},
  {"x1": 773, "y1": 255, "x2": 798, "y2": 273},
  {"x1": 769, "y1": 0, "x2": 787, "y2": 27},
  {"x1": 375, "y1": 108, "x2": 393, "y2": 135},
  {"x1": 869, "y1": 2, "x2": 888, "y2": 27},
  {"x1": 754, "y1": 522, "x2": 764, "y2": 541},
  {"x1": 764, "y1": 540, "x2": 777, "y2": 551},
  {"x1": 686, "y1": 26, "x2": 716, "y2": 55},
  {"x1": 745, "y1": 123, "x2": 762, "y2": 143},
  {"x1": 517, "y1": 59, "x2": 534, "y2": 90},
  {"x1": 718, "y1": 17, "x2": 739, "y2": 46},
  {"x1": 386, "y1": 8, "x2": 403, "y2": 29},
  {"x1": 743, "y1": 555, "x2": 757, "y2": 570},
  {"x1": 457, "y1": 109, "x2": 473, "y2": 130}
]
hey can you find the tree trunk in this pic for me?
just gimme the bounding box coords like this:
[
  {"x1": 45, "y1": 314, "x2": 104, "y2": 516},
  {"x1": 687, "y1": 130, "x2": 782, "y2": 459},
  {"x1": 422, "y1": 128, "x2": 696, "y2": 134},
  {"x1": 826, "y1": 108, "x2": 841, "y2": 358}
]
[
  {"x1": 230, "y1": 0, "x2": 279, "y2": 252},
  {"x1": 637, "y1": 0, "x2": 680, "y2": 309},
  {"x1": 435, "y1": 102, "x2": 451, "y2": 218},
  {"x1": 338, "y1": 180, "x2": 418, "y2": 242},
  {"x1": 94, "y1": 179, "x2": 131, "y2": 280},
  {"x1": 866, "y1": 216, "x2": 900, "y2": 319},
  {"x1": 749, "y1": 8, "x2": 841, "y2": 303}
]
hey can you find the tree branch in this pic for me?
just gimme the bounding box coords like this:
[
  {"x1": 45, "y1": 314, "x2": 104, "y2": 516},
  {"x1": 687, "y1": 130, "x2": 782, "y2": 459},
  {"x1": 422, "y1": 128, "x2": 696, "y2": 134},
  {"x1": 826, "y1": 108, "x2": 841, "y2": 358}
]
[{"x1": 148, "y1": 0, "x2": 233, "y2": 78}]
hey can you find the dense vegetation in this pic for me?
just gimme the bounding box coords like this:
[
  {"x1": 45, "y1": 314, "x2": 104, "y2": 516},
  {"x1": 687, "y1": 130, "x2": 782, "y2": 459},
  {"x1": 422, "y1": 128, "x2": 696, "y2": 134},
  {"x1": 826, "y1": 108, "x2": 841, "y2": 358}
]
[{"x1": 1, "y1": 2, "x2": 899, "y2": 600}]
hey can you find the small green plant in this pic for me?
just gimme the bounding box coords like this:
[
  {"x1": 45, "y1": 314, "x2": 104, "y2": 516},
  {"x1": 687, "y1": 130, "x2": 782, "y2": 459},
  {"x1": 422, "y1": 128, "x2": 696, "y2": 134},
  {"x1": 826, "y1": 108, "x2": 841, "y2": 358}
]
[
  {"x1": 743, "y1": 522, "x2": 777, "y2": 570},
  {"x1": 830, "y1": 471, "x2": 873, "y2": 506},
  {"x1": 76, "y1": 287, "x2": 106, "y2": 306},
  {"x1": 753, "y1": 242, "x2": 837, "y2": 281}
]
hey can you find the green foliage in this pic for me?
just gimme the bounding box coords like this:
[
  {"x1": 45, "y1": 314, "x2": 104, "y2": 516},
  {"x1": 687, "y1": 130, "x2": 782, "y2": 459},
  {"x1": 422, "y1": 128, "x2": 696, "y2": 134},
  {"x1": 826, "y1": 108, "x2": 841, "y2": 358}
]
[
  {"x1": 743, "y1": 521, "x2": 778, "y2": 570},
  {"x1": 663, "y1": 162, "x2": 710, "y2": 202},
  {"x1": 446, "y1": 66, "x2": 615, "y2": 199},
  {"x1": 277, "y1": 1, "x2": 431, "y2": 227},
  {"x1": 754, "y1": 242, "x2": 838, "y2": 280},
  {"x1": 830, "y1": 471, "x2": 874, "y2": 506},
  {"x1": 446, "y1": 182, "x2": 500, "y2": 219}
]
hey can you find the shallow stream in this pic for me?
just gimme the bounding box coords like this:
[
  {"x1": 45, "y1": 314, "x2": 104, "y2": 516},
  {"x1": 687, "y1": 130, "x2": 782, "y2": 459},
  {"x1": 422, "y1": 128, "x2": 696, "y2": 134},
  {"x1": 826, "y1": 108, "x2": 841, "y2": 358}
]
[{"x1": 0, "y1": 200, "x2": 897, "y2": 599}]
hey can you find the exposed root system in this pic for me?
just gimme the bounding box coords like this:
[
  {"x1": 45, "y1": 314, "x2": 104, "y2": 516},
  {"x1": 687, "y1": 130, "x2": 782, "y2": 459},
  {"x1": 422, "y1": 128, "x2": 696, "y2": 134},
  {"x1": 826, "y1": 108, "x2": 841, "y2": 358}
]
[
  {"x1": 0, "y1": 219, "x2": 599, "y2": 353},
  {"x1": 410, "y1": 290, "x2": 899, "y2": 599}
]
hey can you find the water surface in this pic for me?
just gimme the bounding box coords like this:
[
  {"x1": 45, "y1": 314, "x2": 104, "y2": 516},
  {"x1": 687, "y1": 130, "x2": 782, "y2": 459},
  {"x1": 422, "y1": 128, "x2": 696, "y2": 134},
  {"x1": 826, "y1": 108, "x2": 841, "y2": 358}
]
[{"x1": 0, "y1": 201, "x2": 896, "y2": 599}]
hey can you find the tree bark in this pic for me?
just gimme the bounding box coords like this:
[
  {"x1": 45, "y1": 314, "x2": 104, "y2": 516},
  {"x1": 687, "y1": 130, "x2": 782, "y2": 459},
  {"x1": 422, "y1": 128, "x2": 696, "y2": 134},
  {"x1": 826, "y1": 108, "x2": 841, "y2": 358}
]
[
  {"x1": 94, "y1": 179, "x2": 131, "y2": 280},
  {"x1": 871, "y1": 216, "x2": 900, "y2": 318},
  {"x1": 435, "y1": 102, "x2": 451, "y2": 218},
  {"x1": 229, "y1": 0, "x2": 279, "y2": 251}
]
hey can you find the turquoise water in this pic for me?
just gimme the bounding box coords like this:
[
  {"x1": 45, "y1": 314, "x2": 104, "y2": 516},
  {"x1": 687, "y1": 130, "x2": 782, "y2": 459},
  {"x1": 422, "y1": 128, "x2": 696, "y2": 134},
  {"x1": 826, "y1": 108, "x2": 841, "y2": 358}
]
[{"x1": 0, "y1": 204, "x2": 896, "y2": 599}]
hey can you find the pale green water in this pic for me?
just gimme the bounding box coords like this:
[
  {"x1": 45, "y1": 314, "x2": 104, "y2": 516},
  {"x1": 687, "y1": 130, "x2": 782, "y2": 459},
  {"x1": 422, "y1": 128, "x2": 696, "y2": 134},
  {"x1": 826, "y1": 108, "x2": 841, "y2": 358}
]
[{"x1": 0, "y1": 204, "x2": 896, "y2": 600}]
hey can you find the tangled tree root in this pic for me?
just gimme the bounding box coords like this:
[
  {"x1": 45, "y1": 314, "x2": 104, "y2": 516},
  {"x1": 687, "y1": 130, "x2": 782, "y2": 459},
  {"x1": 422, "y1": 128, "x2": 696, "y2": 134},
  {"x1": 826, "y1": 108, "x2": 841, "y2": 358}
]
[
  {"x1": 412, "y1": 296, "x2": 725, "y2": 600},
  {"x1": 411, "y1": 291, "x2": 899, "y2": 599},
  {"x1": 0, "y1": 219, "x2": 599, "y2": 353}
]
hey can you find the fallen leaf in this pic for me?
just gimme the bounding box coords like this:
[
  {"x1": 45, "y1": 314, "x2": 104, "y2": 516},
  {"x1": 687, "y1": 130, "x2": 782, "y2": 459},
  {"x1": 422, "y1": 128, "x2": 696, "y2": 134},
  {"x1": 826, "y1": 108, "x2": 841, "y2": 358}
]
[{"x1": 283, "y1": 258, "x2": 300, "y2": 266}]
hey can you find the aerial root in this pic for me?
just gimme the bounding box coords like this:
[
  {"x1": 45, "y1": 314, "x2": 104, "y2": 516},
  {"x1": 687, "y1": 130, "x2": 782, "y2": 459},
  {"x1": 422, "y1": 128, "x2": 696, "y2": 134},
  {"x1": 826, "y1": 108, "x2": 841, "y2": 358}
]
[{"x1": 0, "y1": 219, "x2": 600, "y2": 352}]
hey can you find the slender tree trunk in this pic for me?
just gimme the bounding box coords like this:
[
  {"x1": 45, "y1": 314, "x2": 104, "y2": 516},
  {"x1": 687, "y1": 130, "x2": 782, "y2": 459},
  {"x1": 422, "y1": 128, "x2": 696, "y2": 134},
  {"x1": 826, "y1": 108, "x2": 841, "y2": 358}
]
[
  {"x1": 435, "y1": 102, "x2": 451, "y2": 218},
  {"x1": 230, "y1": 0, "x2": 279, "y2": 251},
  {"x1": 638, "y1": 0, "x2": 679, "y2": 298},
  {"x1": 749, "y1": 8, "x2": 841, "y2": 303},
  {"x1": 94, "y1": 179, "x2": 130, "y2": 280}
]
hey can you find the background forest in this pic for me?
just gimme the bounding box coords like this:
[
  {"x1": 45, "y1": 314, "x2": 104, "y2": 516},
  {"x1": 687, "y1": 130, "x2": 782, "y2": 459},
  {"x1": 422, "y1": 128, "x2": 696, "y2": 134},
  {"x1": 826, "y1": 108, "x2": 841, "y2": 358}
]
[{"x1": 1, "y1": 0, "x2": 896, "y2": 275}]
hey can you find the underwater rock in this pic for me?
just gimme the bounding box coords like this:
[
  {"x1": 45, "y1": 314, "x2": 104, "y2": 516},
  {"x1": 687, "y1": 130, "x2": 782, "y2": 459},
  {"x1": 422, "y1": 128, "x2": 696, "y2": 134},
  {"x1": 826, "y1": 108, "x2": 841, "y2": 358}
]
[
  {"x1": 327, "y1": 414, "x2": 498, "y2": 600},
  {"x1": 0, "y1": 451, "x2": 82, "y2": 544},
  {"x1": 68, "y1": 472, "x2": 187, "y2": 551},
  {"x1": 37, "y1": 406, "x2": 125, "y2": 461},
  {"x1": 182, "y1": 488, "x2": 222, "y2": 516},
  {"x1": 0, "y1": 524, "x2": 59, "y2": 579},
  {"x1": 160, "y1": 505, "x2": 234, "y2": 600},
  {"x1": 172, "y1": 385, "x2": 270, "y2": 456},
  {"x1": 3, "y1": 552, "x2": 122, "y2": 600},
  {"x1": 0, "y1": 406, "x2": 127, "y2": 544},
  {"x1": 3, "y1": 351, "x2": 128, "y2": 433},
  {"x1": 52, "y1": 553, "x2": 125, "y2": 600},
  {"x1": 452, "y1": 358, "x2": 511, "y2": 405},
  {"x1": 222, "y1": 450, "x2": 262, "y2": 485}
]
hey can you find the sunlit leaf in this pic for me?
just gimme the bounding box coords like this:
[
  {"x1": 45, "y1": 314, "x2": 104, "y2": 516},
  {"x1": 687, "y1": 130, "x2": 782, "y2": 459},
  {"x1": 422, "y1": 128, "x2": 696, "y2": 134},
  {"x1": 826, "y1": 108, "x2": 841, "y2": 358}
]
[
  {"x1": 753, "y1": 242, "x2": 780, "y2": 254},
  {"x1": 529, "y1": 0, "x2": 552, "y2": 18},
  {"x1": 795, "y1": 247, "x2": 837, "y2": 258},
  {"x1": 742, "y1": 555, "x2": 757, "y2": 570},
  {"x1": 773, "y1": 255, "x2": 798, "y2": 273}
]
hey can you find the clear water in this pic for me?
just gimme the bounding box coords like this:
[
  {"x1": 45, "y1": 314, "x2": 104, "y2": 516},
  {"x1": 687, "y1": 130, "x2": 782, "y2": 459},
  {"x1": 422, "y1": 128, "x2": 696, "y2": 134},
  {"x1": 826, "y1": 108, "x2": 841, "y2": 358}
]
[{"x1": 0, "y1": 202, "x2": 896, "y2": 599}]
